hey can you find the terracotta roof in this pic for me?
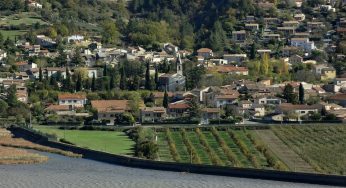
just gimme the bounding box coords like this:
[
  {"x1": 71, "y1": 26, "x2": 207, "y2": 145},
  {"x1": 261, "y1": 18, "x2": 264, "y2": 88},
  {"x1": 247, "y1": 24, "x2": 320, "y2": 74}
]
[
  {"x1": 278, "y1": 103, "x2": 321, "y2": 111},
  {"x1": 168, "y1": 102, "x2": 190, "y2": 109},
  {"x1": 215, "y1": 65, "x2": 248, "y2": 73},
  {"x1": 197, "y1": 48, "x2": 212, "y2": 53},
  {"x1": 15, "y1": 61, "x2": 28, "y2": 66},
  {"x1": 91, "y1": 100, "x2": 129, "y2": 113},
  {"x1": 58, "y1": 93, "x2": 86, "y2": 100},
  {"x1": 329, "y1": 94, "x2": 346, "y2": 101}
]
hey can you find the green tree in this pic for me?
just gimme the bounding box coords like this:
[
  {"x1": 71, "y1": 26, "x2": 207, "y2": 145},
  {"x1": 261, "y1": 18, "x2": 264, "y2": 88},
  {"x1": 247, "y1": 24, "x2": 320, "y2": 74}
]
[
  {"x1": 283, "y1": 84, "x2": 297, "y2": 104},
  {"x1": 209, "y1": 21, "x2": 227, "y2": 52},
  {"x1": 7, "y1": 85, "x2": 18, "y2": 107},
  {"x1": 163, "y1": 89, "x2": 169, "y2": 108},
  {"x1": 0, "y1": 99, "x2": 8, "y2": 117},
  {"x1": 120, "y1": 65, "x2": 126, "y2": 90},
  {"x1": 154, "y1": 63, "x2": 159, "y2": 90},
  {"x1": 260, "y1": 53, "x2": 270, "y2": 75},
  {"x1": 145, "y1": 61, "x2": 151, "y2": 90},
  {"x1": 299, "y1": 83, "x2": 305, "y2": 104},
  {"x1": 75, "y1": 74, "x2": 82, "y2": 92},
  {"x1": 91, "y1": 73, "x2": 96, "y2": 92},
  {"x1": 101, "y1": 20, "x2": 120, "y2": 44},
  {"x1": 39, "y1": 67, "x2": 43, "y2": 82}
]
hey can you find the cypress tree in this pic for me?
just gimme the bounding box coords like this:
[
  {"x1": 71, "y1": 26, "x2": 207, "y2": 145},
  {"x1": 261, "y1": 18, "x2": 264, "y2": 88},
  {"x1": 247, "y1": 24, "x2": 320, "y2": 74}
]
[
  {"x1": 103, "y1": 64, "x2": 107, "y2": 77},
  {"x1": 163, "y1": 89, "x2": 169, "y2": 108},
  {"x1": 155, "y1": 63, "x2": 159, "y2": 90},
  {"x1": 299, "y1": 83, "x2": 305, "y2": 104},
  {"x1": 39, "y1": 67, "x2": 43, "y2": 82},
  {"x1": 110, "y1": 74, "x2": 115, "y2": 90},
  {"x1": 250, "y1": 43, "x2": 256, "y2": 60},
  {"x1": 64, "y1": 67, "x2": 71, "y2": 91},
  {"x1": 76, "y1": 75, "x2": 82, "y2": 92},
  {"x1": 120, "y1": 65, "x2": 126, "y2": 90},
  {"x1": 145, "y1": 61, "x2": 151, "y2": 90},
  {"x1": 91, "y1": 73, "x2": 96, "y2": 91}
]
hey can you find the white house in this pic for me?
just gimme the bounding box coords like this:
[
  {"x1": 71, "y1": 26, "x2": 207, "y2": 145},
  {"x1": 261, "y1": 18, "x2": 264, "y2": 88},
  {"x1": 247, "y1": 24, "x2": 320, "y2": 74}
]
[
  {"x1": 67, "y1": 35, "x2": 85, "y2": 43},
  {"x1": 58, "y1": 93, "x2": 87, "y2": 108},
  {"x1": 290, "y1": 38, "x2": 315, "y2": 52},
  {"x1": 223, "y1": 54, "x2": 247, "y2": 64},
  {"x1": 0, "y1": 49, "x2": 7, "y2": 62}
]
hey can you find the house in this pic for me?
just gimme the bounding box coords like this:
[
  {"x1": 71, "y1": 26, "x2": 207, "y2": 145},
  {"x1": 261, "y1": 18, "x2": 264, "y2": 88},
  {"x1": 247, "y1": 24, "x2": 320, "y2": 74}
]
[
  {"x1": 238, "y1": 100, "x2": 252, "y2": 109},
  {"x1": 245, "y1": 24, "x2": 259, "y2": 31},
  {"x1": 201, "y1": 108, "x2": 220, "y2": 123},
  {"x1": 215, "y1": 94, "x2": 238, "y2": 108},
  {"x1": 28, "y1": 1, "x2": 43, "y2": 9},
  {"x1": 263, "y1": 33, "x2": 281, "y2": 42},
  {"x1": 158, "y1": 55, "x2": 185, "y2": 92},
  {"x1": 91, "y1": 100, "x2": 130, "y2": 125},
  {"x1": 29, "y1": 67, "x2": 67, "y2": 79},
  {"x1": 250, "y1": 104, "x2": 266, "y2": 117},
  {"x1": 334, "y1": 78, "x2": 346, "y2": 86},
  {"x1": 36, "y1": 35, "x2": 56, "y2": 48},
  {"x1": 290, "y1": 38, "x2": 315, "y2": 52},
  {"x1": 328, "y1": 94, "x2": 346, "y2": 107},
  {"x1": 67, "y1": 35, "x2": 84, "y2": 43},
  {"x1": 232, "y1": 30, "x2": 247, "y2": 43},
  {"x1": 307, "y1": 22, "x2": 325, "y2": 32},
  {"x1": 254, "y1": 96, "x2": 283, "y2": 105},
  {"x1": 152, "y1": 91, "x2": 174, "y2": 105},
  {"x1": 223, "y1": 54, "x2": 247, "y2": 64},
  {"x1": 289, "y1": 55, "x2": 303, "y2": 65},
  {"x1": 276, "y1": 103, "x2": 321, "y2": 120},
  {"x1": 16, "y1": 87, "x2": 28, "y2": 103},
  {"x1": 45, "y1": 105, "x2": 72, "y2": 115},
  {"x1": 197, "y1": 48, "x2": 213, "y2": 58},
  {"x1": 294, "y1": 13, "x2": 306, "y2": 21},
  {"x1": 15, "y1": 62, "x2": 37, "y2": 72},
  {"x1": 314, "y1": 64, "x2": 336, "y2": 80},
  {"x1": 283, "y1": 21, "x2": 300, "y2": 28},
  {"x1": 215, "y1": 65, "x2": 249, "y2": 75},
  {"x1": 140, "y1": 107, "x2": 167, "y2": 123},
  {"x1": 277, "y1": 27, "x2": 296, "y2": 37},
  {"x1": 14, "y1": 72, "x2": 30, "y2": 80},
  {"x1": 0, "y1": 49, "x2": 7, "y2": 62},
  {"x1": 167, "y1": 101, "x2": 190, "y2": 118},
  {"x1": 58, "y1": 93, "x2": 87, "y2": 108},
  {"x1": 2, "y1": 80, "x2": 26, "y2": 89}
]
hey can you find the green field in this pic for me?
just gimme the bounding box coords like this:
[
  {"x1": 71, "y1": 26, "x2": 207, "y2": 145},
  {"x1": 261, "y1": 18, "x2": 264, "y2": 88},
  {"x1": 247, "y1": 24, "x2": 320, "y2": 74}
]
[
  {"x1": 34, "y1": 126, "x2": 134, "y2": 155},
  {"x1": 0, "y1": 13, "x2": 47, "y2": 26},
  {"x1": 273, "y1": 125, "x2": 346, "y2": 175},
  {"x1": 156, "y1": 127, "x2": 288, "y2": 171},
  {"x1": 0, "y1": 30, "x2": 27, "y2": 40}
]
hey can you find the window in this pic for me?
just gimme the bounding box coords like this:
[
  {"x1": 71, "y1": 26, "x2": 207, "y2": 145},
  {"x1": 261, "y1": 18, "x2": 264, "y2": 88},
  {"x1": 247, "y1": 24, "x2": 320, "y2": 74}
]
[{"x1": 301, "y1": 111, "x2": 306, "y2": 114}]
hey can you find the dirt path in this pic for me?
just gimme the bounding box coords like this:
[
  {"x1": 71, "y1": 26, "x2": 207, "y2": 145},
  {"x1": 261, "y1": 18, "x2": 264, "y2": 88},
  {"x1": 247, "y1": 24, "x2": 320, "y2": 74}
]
[{"x1": 254, "y1": 130, "x2": 315, "y2": 173}]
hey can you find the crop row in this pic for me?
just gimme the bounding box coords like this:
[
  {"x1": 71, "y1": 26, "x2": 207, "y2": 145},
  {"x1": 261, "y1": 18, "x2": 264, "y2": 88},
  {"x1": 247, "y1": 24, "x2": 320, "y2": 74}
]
[
  {"x1": 181, "y1": 129, "x2": 201, "y2": 164},
  {"x1": 195, "y1": 128, "x2": 223, "y2": 166},
  {"x1": 165, "y1": 128, "x2": 181, "y2": 162}
]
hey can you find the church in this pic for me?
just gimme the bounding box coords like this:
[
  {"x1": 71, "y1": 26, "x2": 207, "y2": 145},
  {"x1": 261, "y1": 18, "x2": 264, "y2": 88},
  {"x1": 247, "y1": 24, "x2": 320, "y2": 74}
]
[{"x1": 158, "y1": 53, "x2": 186, "y2": 92}]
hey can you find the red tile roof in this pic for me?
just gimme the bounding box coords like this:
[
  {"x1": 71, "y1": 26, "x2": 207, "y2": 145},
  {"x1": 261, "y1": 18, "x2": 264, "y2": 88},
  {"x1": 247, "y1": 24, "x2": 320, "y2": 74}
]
[
  {"x1": 168, "y1": 102, "x2": 190, "y2": 109},
  {"x1": 91, "y1": 100, "x2": 129, "y2": 113},
  {"x1": 197, "y1": 48, "x2": 212, "y2": 53},
  {"x1": 329, "y1": 94, "x2": 346, "y2": 101},
  {"x1": 215, "y1": 65, "x2": 248, "y2": 74},
  {"x1": 58, "y1": 93, "x2": 86, "y2": 100}
]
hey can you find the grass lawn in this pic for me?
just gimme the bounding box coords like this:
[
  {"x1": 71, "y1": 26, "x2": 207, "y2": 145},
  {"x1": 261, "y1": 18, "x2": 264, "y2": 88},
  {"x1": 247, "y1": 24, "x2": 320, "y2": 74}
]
[
  {"x1": 33, "y1": 125, "x2": 134, "y2": 155},
  {"x1": 0, "y1": 12, "x2": 48, "y2": 26},
  {"x1": 0, "y1": 30, "x2": 27, "y2": 40}
]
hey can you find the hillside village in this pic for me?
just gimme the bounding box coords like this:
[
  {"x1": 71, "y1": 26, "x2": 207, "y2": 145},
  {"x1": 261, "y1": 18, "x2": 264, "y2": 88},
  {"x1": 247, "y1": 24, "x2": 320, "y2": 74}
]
[{"x1": 0, "y1": 0, "x2": 346, "y2": 126}]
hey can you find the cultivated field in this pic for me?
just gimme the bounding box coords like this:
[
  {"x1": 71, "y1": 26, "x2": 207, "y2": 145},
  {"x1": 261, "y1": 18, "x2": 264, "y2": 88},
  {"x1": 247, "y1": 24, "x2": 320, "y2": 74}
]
[
  {"x1": 157, "y1": 127, "x2": 288, "y2": 171},
  {"x1": 0, "y1": 12, "x2": 47, "y2": 26},
  {"x1": 34, "y1": 126, "x2": 135, "y2": 155},
  {"x1": 0, "y1": 30, "x2": 27, "y2": 40},
  {"x1": 272, "y1": 125, "x2": 346, "y2": 175}
]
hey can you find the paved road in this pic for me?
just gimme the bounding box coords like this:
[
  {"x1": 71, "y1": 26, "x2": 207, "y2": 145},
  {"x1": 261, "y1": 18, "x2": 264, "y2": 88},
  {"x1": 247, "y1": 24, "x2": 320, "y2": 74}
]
[{"x1": 0, "y1": 152, "x2": 339, "y2": 188}]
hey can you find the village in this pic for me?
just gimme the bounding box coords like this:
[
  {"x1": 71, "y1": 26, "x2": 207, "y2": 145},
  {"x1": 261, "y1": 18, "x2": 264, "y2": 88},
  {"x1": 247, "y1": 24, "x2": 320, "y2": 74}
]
[{"x1": 0, "y1": 0, "x2": 346, "y2": 126}]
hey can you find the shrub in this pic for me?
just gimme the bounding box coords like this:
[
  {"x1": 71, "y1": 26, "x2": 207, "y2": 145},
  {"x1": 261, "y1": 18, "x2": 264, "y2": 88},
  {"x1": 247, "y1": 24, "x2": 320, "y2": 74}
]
[
  {"x1": 181, "y1": 129, "x2": 201, "y2": 164},
  {"x1": 195, "y1": 128, "x2": 223, "y2": 166},
  {"x1": 165, "y1": 128, "x2": 181, "y2": 162}
]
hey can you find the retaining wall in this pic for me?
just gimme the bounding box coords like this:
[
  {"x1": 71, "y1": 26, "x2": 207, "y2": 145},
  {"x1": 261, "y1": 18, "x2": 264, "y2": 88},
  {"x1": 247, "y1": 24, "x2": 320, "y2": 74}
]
[{"x1": 8, "y1": 126, "x2": 346, "y2": 187}]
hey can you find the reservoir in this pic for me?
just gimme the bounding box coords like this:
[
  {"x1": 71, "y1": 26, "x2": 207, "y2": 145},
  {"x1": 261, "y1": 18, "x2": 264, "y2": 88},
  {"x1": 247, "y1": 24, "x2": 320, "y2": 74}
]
[{"x1": 0, "y1": 152, "x2": 338, "y2": 188}]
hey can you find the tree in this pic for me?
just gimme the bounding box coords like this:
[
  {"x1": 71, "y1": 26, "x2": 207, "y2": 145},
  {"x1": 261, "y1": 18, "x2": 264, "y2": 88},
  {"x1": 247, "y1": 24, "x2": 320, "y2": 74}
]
[
  {"x1": 7, "y1": 85, "x2": 18, "y2": 107},
  {"x1": 91, "y1": 73, "x2": 96, "y2": 91},
  {"x1": 299, "y1": 83, "x2": 305, "y2": 104},
  {"x1": 163, "y1": 89, "x2": 169, "y2": 108},
  {"x1": 110, "y1": 74, "x2": 115, "y2": 90},
  {"x1": 75, "y1": 74, "x2": 82, "y2": 92},
  {"x1": 101, "y1": 20, "x2": 120, "y2": 44},
  {"x1": 103, "y1": 64, "x2": 107, "y2": 77},
  {"x1": 39, "y1": 67, "x2": 43, "y2": 82},
  {"x1": 250, "y1": 43, "x2": 256, "y2": 60},
  {"x1": 154, "y1": 63, "x2": 159, "y2": 90},
  {"x1": 145, "y1": 61, "x2": 151, "y2": 90},
  {"x1": 260, "y1": 53, "x2": 270, "y2": 75},
  {"x1": 283, "y1": 84, "x2": 297, "y2": 104},
  {"x1": 208, "y1": 20, "x2": 227, "y2": 52},
  {"x1": 64, "y1": 67, "x2": 72, "y2": 91},
  {"x1": 120, "y1": 65, "x2": 126, "y2": 90},
  {"x1": 0, "y1": 99, "x2": 8, "y2": 117}
]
